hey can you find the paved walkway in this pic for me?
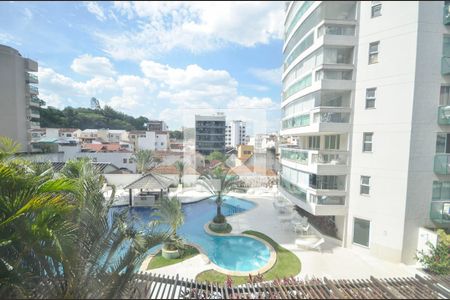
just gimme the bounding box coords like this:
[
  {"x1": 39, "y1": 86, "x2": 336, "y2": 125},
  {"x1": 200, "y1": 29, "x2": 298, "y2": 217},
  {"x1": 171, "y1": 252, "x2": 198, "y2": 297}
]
[{"x1": 145, "y1": 193, "x2": 420, "y2": 280}]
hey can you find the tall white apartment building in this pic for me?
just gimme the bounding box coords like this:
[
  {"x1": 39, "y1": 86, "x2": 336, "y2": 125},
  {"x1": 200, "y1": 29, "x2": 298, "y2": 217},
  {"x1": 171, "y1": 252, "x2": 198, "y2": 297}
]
[
  {"x1": 0, "y1": 44, "x2": 40, "y2": 152},
  {"x1": 280, "y1": 1, "x2": 450, "y2": 264},
  {"x1": 225, "y1": 120, "x2": 247, "y2": 148}
]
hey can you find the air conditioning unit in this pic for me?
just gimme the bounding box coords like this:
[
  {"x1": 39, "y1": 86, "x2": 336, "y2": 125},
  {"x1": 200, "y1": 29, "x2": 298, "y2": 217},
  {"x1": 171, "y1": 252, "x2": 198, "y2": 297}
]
[{"x1": 443, "y1": 106, "x2": 450, "y2": 119}]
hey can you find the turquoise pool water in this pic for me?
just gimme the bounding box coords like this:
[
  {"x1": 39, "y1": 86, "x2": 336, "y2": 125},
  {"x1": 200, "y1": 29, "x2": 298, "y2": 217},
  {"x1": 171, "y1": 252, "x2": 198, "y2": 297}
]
[{"x1": 111, "y1": 196, "x2": 271, "y2": 272}]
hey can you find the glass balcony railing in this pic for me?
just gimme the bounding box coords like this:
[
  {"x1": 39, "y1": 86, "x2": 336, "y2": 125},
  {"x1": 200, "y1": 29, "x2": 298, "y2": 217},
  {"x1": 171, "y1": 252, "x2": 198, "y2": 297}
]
[
  {"x1": 29, "y1": 121, "x2": 40, "y2": 128},
  {"x1": 310, "y1": 195, "x2": 345, "y2": 205},
  {"x1": 28, "y1": 85, "x2": 39, "y2": 94},
  {"x1": 430, "y1": 201, "x2": 450, "y2": 225},
  {"x1": 311, "y1": 152, "x2": 348, "y2": 165},
  {"x1": 444, "y1": 3, "x2": 450, "y2": 25},
  {"x1": 26, "y1": 72, "x2": 38, "y2": 83},
  {"x1": 281, "y1": 113, "x2": 310, "y2": 130},
  {"x1": 281, "y1": 148, "x2": 309, "y2": 164},
  {"x1": 30, "y1": 96, "x2": 40, "y2": 104},
  {"x1": 280, "y1": 176, "x2": 307, "y2": 202},
  {"x1": 442, "y1": 56, "x2": 450, "y2": 75},
  {"x1": 313, "y1": 112, "x2": 350, "y2": 124},
  {"x1": 434, "y1": 154, "x2": 450, "y2": 175},
  {"x1": 438, "y1": 106, "x2": 450, "y2": 125}
]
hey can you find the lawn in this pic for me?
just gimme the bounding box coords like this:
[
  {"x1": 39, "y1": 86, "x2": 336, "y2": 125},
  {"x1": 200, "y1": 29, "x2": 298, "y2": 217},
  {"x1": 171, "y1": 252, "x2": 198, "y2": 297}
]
[
  {"x1": 147, "y1": 245, "x2": 200, "y2": 270},
  {"x1": 195, "y1": 230, "x2": 301, "y2": 285}
]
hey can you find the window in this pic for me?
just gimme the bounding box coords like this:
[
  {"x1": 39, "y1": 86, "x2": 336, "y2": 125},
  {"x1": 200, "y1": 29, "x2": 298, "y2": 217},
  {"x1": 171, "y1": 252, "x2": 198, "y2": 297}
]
[
  {"x1": 436, "y1": 133, "x2": 450, "y2": 153},
  {"x1": 363, "y1": 133, "x2": 373, "y2": 152},
  {"x1": 123, "y1": 158, "x2": 127, "y2": 163},
  {"x1": 371, "y1": 1, "x2": 382, "y2": 18},
  {"x1": 353, "y1": 218, "x2": 370, "y2": 247},
  {"x1": 360, "y1": 176, "x2": 370, "y2": 195},
  {"x1": 325, "y1": 135, "x2": 340, "y2": 150},
  {"x1": 308, "y1": 136, "x2": 320, "y2": 149},
  {"x1": 368, "y1": 42, "x2": 379, "y2": 64},
  {"x1": 365, "y1": 88, "x2": 376, "y2": 109}
]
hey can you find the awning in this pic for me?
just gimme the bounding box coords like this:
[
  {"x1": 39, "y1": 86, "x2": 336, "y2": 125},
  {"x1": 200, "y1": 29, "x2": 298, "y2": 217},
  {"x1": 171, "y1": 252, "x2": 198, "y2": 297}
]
[{"x1": 124, "y1": 172, "x2": 174, "y2": 190}]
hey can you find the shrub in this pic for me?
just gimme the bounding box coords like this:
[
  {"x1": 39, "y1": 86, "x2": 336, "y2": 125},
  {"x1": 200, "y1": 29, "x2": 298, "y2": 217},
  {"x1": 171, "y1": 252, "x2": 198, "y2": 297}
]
[{"x1": 415, "y1": 229, "x2": 450, "y2": 275}]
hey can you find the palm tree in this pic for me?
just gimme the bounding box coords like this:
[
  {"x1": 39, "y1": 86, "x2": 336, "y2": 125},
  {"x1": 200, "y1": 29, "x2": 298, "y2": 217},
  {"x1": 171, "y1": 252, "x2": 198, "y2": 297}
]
[
  {"x1": 197, "y1": 166, "x2": 244, "y2": 223},
  {"x1": 174, "y1": 161, "x2": 187, "y2": 186},
  {"x1": 0, "y1": 140, "x2": 77, "y2": 298},
  {"x1": 154, "y1": 197, "x2": 184, "y2": 251},
  {"x1": 132, "y1": 149, "x2": 161, "y2": 174},
  {"x1": 0, "y1": 139, "x2": 168, "y2": 298}
]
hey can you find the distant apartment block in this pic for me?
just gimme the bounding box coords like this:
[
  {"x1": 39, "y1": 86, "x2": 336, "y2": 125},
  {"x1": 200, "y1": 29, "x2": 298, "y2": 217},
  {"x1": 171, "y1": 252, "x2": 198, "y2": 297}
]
[
  {"x1": 147, "y1": 120, "x2": 168, "y2": 132},
  {"x1": 225, "y1": 120, "x2": 247, "y2": 148},
  {"x1": 0, "y1": 44, "x2": 40, "y2": 152},
  {"x1": 280, "y1": 1, "x2": 450, "y2": 264},
  {"x1": 195, "y1": 113, "x2": 226, "y2": 156}
]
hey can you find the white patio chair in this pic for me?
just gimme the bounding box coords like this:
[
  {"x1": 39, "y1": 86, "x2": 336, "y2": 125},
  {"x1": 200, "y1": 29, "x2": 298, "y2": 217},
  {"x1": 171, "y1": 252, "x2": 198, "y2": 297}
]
[{"x1": 295, "y1": 236, "x2": 325, "y2": 252}]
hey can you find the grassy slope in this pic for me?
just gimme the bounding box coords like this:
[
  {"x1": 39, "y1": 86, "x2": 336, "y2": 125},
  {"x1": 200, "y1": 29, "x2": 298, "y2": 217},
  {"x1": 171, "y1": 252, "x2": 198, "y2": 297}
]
[{"x1": 195, "y1": 230, "x2": 301, "y2": 285}]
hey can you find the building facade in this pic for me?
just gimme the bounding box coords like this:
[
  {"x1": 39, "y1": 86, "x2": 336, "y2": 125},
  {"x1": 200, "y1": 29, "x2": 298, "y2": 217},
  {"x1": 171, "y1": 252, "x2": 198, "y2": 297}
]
[
  {"x1": 280, "y1": 1, "x2": 449, "y2": 264},
  {"x1": 0, "y1": 44, "x2": 40, "y2": 152},
  {"x1": 195, "y1": 114, "x2": 226, "y2": 156},
  {"x1": 225, "y1": 120, "x2": 247, "y2": 148},
  {"x1": 147, "y1": 120, "x2": 168, "y2": 132}
]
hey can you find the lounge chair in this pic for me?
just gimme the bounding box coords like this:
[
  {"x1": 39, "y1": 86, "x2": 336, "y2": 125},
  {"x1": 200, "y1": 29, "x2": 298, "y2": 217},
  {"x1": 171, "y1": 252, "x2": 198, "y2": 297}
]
[{"x1": 295, "y1": 236, "x2": 325, "y2": 252}]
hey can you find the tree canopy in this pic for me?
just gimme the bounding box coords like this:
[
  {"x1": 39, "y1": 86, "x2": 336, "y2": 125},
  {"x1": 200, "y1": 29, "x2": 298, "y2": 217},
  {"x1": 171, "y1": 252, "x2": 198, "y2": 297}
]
[{"x1": 39, "y1": 105, "x2": 150, "y2": 130}]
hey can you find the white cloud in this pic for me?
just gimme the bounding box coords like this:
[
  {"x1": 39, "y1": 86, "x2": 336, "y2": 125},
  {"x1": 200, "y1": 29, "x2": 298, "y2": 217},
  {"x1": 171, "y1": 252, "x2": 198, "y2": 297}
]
[
  {"x1": 140, "y1": 60, "x2": 238, "y2": 106},
  {"x1": 95, "y1": 1, "x2": 284, "y2": 60},
  {"x1": 227, "y1": 96, "x2": 275, "y2": 110},
  {"x1": 0, "y1": 32, "x2": 21, "y2": 46},
  {"x1": 39, "y1": 58, "x2": 277, "y2": 132},
  {"x1": 249, "y1": 67, "x2": 282, "y2": 85},
  {"x1": 85, "y1": 1, "x2": 106, "y2": 21},
  {"x1": 71, "y1": 54, "x2": 116, "y2": 77}
]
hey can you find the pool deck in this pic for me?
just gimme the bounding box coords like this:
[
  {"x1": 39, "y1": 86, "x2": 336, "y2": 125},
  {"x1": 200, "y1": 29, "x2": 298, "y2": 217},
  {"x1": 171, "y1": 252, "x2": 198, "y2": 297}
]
[{"x1": 143, "y1": 192, "x2": 422, "y2": 281}]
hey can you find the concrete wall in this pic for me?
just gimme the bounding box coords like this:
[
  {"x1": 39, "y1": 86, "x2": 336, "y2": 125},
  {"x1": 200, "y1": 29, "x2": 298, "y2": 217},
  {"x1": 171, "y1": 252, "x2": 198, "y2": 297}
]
[{"x1": 346, "y1": 1, "x2": 419, "y2": 262}]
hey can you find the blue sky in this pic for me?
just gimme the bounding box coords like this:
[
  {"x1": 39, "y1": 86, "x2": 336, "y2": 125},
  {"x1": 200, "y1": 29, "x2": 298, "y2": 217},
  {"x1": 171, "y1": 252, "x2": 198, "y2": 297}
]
[{"x1": 0, "y1": 1, "x2": 284, "y2": 133}]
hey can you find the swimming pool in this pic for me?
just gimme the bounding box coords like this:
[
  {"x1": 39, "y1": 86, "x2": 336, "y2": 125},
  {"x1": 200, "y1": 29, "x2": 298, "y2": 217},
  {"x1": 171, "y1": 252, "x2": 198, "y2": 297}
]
[{"x1": 111, "y1": 196, "x2": 272, "y2": 272}]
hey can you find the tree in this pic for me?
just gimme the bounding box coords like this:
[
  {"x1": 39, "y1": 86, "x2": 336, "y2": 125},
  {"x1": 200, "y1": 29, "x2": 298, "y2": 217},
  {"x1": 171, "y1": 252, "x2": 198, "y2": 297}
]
[
  {"x1": 154, "y1": 197, "x2": 185, "y2": 251},
  {"x1": 0, "y1": 138, "x2": 168, "y2": 298},
  {"x1": 416, "y1": 229, "x2": 450, "y2": 275},
  {"x1": 169, "y1": 130, "x2": 183, "y2": 140},
  {"x1": 197, "y1": 166, "x2": 244, "y2": 224},
  {"x1": 174, "y1": 161, "x2": 187, "y2": 186},
  {"x1": 206, "y1": 151, "x2": 226, "y2": 163},
  {"x1": 132, "y1": 149, "x2": 161, "y2": 174}
]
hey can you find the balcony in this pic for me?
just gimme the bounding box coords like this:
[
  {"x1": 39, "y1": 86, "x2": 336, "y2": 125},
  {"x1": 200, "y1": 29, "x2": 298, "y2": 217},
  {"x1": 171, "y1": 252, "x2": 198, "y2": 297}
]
[
  {"x1": 29, "y1": 96, "x2": 41, "y2": 107},
  {"x1": 29, "y1": 121, "x2": 40, "y2": 129},
  {"x1": 27, "y1": 84, "x2": 39, "y2": 95},
  {"x1": 29, "y1": 109, "x2": 40, "y2": 119},
  {"x1": 280, "y1": 147, "x2": 348, "y2": 175},
  {"x1": 430, "y1": 201, "x2": 450, "y2": 227},
  {"x1": 25, "y1": 58, "x2": 38, "y2": 72},
  {"x1": 279, "y1": 177, "x2": 346, "y2": 216},
  {"x1": 434, "y1": 154, "x2": 450, "y2": 175},
  {"x1": 444, "y1": 3, "x2": 450, "y2": 25},
  {"x1": 442, "y1": 57, "x2": 450, "y2": 75},
  {"x1": 25, "y1": 72, "x2": 38, "y2": 84}
]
